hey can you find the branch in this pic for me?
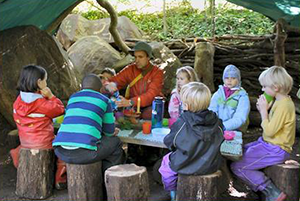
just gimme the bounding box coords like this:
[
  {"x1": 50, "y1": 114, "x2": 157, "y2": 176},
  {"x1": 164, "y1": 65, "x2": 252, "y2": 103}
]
[{"x1": 96, "y1": 0, "x2": 130, "y2": 54}]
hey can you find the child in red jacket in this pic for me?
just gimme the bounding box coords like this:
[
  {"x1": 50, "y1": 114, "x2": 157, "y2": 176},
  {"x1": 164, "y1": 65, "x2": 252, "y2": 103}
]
[{"x1": 10, "y1": 64, "x2": 66, "y2": 189}]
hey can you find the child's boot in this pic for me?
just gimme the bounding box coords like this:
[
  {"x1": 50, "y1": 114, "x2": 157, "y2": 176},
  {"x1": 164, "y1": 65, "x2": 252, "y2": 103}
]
[
  {"x1": 55, "y1": 159, "x2": 67, "y2": 190},
  {"x1": 10, "y1": 145, "x2": 21, "y2": 168},
  {"x1": 170, "y1": 190, "x2": 176, "y2": 201},
  {"x1": 262, "y1": 181, "x2": 287, "y2": 201}
]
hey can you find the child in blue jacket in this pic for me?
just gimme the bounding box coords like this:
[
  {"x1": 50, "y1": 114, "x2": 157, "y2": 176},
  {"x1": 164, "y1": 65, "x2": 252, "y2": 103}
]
[{"x1": 209, "y1": 64, "x2": 250, "y2": 133}]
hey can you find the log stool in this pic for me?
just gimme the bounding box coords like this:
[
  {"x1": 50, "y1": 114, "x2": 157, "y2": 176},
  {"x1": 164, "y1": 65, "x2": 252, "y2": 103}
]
[
  {"x1": 16, "y1": 148, "x2": 55, "y2": 199},
  {"x1": 177, "y1": 170, "x2": 222, "y2": 201},
  {"x1": 6, "y1": 129, "x2": 20, "y2": 149},
  {"x1": 67, "y1": 161, "x2": 103, "y2": 201},
  {"x1": 264, "y1": 163, "x2": 300, "y2": 201},
  {"x1": 105, "y1": 163, "x2": 149, "y2": 201}
]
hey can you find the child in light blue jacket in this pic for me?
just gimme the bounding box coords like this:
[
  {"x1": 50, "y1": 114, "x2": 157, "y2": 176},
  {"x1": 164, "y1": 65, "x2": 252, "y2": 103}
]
[{"x1": 209, "y1": 64, "x2": 250, "y2": 133}]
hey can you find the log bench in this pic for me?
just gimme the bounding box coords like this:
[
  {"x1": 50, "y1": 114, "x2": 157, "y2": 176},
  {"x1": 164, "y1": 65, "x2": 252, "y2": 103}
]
[
  {"x1": 16, "y1": 148, "x2": 55, "y2": 199},
  {"x1": 105, "y1": 163, "x2": 150, "y2": 201},
  {"x1": 66, "y1": 161, "x2": 103, "y2": 201},
  {"x1": 264, "y1": 162, "x2": 300, "y2": 201},
  {"x1": 176, "y1": 170, "x2": 222, "y2": 201}
]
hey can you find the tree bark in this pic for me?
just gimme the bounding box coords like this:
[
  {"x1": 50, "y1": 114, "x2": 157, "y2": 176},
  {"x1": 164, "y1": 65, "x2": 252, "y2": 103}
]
[
  {"x1": 264, "y1": 163, "x2": 300, "y2": 201},
  {"x1": 177, "y1": 170, "x2": 222, "y2": 201},
  {"x1": 274, "y1": 18, "x2": 287, "y2": 67},
  {"x1": 105, "y1": 164, "x2": 149, "y2": 201},
  {"x1": 96, "y1": 0, "x2": 130, "y2": 54},
  {"x1": 67, "y1": 161, "x2": 103, "y2": 201},
  {"x1": 16, "y1": 148, "x2": 55, "y2": 199}
]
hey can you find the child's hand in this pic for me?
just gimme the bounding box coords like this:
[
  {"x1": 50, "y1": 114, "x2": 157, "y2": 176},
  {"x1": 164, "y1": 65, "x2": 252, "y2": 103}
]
[
  {"x1": 40, "y1": 87, "x2": 54, "y2": 99},
  {"x1": 256, "y1": 95, "x2": 270, "y2": 111},
  {"x1": 113, "y1": 127, "x2": 120, "y2": 136},
  {"x1": 105, "y1": 82, "x2": 118, "y2": 93}
]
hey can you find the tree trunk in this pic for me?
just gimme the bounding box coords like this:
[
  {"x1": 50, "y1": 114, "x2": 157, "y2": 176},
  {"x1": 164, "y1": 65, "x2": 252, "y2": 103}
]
[
  {"x1": 16, "y1": 148, "x2": 55, "y2": 199},
  {"x1": 105, "y1": 164, "x2": 149, "y2": 201},
  {"x1": 264, "y1": 163, "x2": 300, "y2": 201},
  {"x1": 96, "y1": 0, "x2": 130, "y2": 54},
  {"x1": 177, "y1": 170, "x2": 222, "y2": 201},
  {"x1": 194, "y1": 42, "x2": 215, "y2": 92},
  {"x1": 67, "y1": 161, "x2": 103, "y2": 201},
  {"x1": 274, "y1": 18, "x2": 287, "y2": 67}
]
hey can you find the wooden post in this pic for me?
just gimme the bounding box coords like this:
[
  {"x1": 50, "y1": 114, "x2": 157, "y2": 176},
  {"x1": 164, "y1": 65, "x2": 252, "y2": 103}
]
[
  {"x1": 6, "y1": 129, "x2": 20, "y2": 149},
  {"x1": 264, "y1": 163, "x2": 300, "y2": 201},
  {"x1": 194, "y1": 42, "x2": 215, "y2": 92},
  {"x1": 67, "y1": 161, "x2": 103, "y2": 201},
  {"x1": 105, "y1": 163, "x2": 149, "y2": 201},
  {"x1": 177, "y1": 170, "x2": 222, "y2": 201},
  {"x1": 274, "y1": 18, "x2": 287, "y2": 67},
  {"x1": 16, "y1": 148, "x2": 55, "y2": 199}
]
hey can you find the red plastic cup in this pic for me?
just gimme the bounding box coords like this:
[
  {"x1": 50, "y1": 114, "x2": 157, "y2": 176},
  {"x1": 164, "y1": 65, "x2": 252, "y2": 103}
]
[{"x1": 142, "y1": 121, "x2": 152, "y2": 134}]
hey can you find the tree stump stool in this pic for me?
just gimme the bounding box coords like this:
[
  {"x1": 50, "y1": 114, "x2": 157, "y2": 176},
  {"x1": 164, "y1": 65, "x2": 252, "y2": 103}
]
[
  {"x1": 177, "y1": 170, "x2": 222, "y2": 201},
  {"x1": 67, "y1": 161, "x2": 103, "y2": 201},
  {"x1": 16, "y1": 148, "x2": 55, "y2": 199},
  {"x1": 105, "y1": 163, "x2": 150, "y2": 201},
  {"x1": 6, "y1": 129, "x2": 20, "y2": 149},
  {"x1": 264, "y1": 163, "x2": 300, "y2": 201}
]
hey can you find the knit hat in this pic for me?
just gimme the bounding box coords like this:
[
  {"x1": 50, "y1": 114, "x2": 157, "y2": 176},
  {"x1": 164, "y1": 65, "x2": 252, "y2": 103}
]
[
  {"x1": 222, "y1": 64, "x2": 241, "y2": 86},
  {"x1": 131, "y1": 41, "x2": 153, "y2": 58}
]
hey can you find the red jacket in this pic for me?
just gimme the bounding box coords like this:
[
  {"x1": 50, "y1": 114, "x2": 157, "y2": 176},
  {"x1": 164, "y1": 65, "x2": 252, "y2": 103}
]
[
  {"x1": 110, "y1": 63, "x2": 164, "y2": 107},
  {"x1": 13, "y1": 94, "x2": 64, "y2": 149}
]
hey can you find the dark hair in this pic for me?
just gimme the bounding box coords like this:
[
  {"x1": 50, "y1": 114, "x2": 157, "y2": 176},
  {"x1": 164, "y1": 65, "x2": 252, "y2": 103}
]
[
  {"x1": 82, "y1": 74, "x2": 102, "y2": 92},
  {"x1": 17, "y1": 65, "x2": 47, "y2": 92},
  {"x1": 101, "y1": 68, "x2": 116, "y2": 76}
]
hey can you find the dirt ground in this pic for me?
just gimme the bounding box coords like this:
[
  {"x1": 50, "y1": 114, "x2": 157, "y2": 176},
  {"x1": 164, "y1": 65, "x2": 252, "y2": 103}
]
[{"x1": 0, "y1": 127, "x2": 299, "y2": 201}]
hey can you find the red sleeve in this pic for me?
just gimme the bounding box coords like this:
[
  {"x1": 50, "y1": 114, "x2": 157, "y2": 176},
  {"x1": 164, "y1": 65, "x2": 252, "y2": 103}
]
[
  {"x1": 35, "y1": 96, "x2": 65, "y2": 118},
  {"x1": 131, "y1": 67, "x2": 164, "y2": 107}
]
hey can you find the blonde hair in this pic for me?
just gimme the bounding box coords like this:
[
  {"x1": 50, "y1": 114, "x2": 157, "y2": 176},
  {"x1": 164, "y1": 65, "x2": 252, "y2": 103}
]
[
  {"x1": 180, "y1": 82, "x2": 211, "y2": 112},
  {"x1": 258, "y1": 66, "x2": 293, "y2": 95},
  {"x1": 176, "y1": 66, "x2": 199, "y2": 90}
]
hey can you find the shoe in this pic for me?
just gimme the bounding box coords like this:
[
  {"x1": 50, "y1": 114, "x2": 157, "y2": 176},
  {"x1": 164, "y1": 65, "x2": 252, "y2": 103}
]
[
  {"x1": 55, "y1": 160, "x2": 67, "y2": 190},
  {"x1": 55, "y1": 182, "x2": 67, "y2": 190},
  {"x1": 170, "y1": 190, "x2": 176, "y2": 201},
  {"x1": 262, "y1": 182, "x2": 287, "y2": 201},
  {"x1": 10, "y1": 145, "x2": 21, "y2": 168}
]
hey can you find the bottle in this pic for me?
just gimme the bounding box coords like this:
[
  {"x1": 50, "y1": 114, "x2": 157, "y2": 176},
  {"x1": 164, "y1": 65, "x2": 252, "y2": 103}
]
[{"x1": 151, "y1": 97, "x2": 165, "y2": 129}]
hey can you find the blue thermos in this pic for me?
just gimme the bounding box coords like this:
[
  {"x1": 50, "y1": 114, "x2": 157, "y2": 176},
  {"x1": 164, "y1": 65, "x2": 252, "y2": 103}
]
[{"x1": 151, "y1": 97, "x2": 165, "y2": 129}]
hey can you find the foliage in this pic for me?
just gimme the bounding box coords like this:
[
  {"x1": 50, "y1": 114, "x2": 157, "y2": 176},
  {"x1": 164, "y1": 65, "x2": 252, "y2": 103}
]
[{"x1": 78, "y1": 1, "x2": 274, "y2": 41}]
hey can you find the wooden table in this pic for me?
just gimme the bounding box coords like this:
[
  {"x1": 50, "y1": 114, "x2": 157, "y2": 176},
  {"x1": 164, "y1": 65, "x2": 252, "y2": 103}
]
[{"x1": 118, "y1": 129, "x2": 243, "y2": 160}]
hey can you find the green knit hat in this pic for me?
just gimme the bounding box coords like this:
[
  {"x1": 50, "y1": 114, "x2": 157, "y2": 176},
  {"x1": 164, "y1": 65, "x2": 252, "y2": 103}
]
[{"x1": 131, "y1": 41, "x2": 153, "y2": 58}]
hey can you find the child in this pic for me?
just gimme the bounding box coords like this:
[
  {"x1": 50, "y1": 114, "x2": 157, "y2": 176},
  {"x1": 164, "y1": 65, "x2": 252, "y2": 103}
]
[
  {"x1": 159, "y1": 82, "x2": 224, "y2": 200},
  {"x1": 209, "y1": 64, "x2": 250, "y2": 133},
  {"x1": 10, "y1": 64, "x2": 66, "y2": 189},
  {"x1": 98, "y1": 67, "x2": 116, "y2": 86},
  {"x1": 168, "y1": 66, "x2": 199, "y2": 121},
  {"x1": 231, "y1": 66, "x2": 295, "y2": 201},
  {"x1": 53, "y1": 74, "x2": 125, "y2": 172}
]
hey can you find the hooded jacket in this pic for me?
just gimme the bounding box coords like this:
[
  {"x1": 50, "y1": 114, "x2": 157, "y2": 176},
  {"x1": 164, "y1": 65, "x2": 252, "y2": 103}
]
[
  {"x1": 164, "y1": 109, "x2": 224, "y2": 175},
  {"x1": 13, "y1": 92, "x2": 65, "y2": 149}
]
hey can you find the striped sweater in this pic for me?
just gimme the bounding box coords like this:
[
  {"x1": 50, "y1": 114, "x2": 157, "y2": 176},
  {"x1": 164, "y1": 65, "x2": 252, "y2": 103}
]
[{"x1": 53, "y1": 89, "x2": 115, "y2": 150}]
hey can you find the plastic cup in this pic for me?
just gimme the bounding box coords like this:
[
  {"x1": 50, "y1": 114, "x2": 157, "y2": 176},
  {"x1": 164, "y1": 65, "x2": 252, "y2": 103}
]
[
  {"x1": 142, "y1": 121, "x2": 152, "y2": 134},
  {"x1": 162, "y1": 118, "x2": 169, "y2": 127},
  {"x1": 263, "y1": 92, "x2": 274, "y2": 103}
]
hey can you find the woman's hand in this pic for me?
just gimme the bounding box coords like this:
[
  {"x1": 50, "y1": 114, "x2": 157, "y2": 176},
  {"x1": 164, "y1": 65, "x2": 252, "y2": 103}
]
[{"x1": 40, "y1": 87, "x2": 54, "y2": 99}]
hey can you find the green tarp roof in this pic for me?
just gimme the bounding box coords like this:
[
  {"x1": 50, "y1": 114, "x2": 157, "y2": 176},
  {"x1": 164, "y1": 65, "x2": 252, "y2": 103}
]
[
  {"x1": 0, "y1": 0, "x2": 80, "y2": 31},
  {"x1": 0, "y1": 0, "x2": 299, "y2": 32},
  {"x1": 228, "y1": 0, "x2": 300, "y2": 28}
]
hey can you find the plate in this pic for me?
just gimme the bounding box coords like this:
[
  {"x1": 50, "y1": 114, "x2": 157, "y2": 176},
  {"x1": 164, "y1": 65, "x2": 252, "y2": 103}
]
[{"x1": 152, "y1": 128, "x2": 170, "y2": 135}]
